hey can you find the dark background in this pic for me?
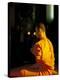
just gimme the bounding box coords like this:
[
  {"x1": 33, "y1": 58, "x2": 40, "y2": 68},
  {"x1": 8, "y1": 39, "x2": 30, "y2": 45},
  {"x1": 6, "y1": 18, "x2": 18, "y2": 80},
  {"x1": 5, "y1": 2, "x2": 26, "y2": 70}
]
[{"x1": 8, "y1": 2, "x2": 58, "y2": 73}]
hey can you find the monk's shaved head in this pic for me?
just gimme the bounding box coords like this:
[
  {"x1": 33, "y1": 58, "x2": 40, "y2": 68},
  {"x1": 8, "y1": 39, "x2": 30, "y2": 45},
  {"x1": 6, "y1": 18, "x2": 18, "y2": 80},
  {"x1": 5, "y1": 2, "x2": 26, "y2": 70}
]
[{"x1": 36, "y1": 23, "x2": 46, "y2": 32}]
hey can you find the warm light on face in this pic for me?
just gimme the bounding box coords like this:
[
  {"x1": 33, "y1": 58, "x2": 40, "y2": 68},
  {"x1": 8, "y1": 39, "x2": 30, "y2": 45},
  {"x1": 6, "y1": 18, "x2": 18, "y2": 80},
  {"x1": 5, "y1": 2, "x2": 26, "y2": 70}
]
[
  {"x1": 35, "y1": 28, "x2": 44, "y2": 38},
  {"x1": 39, "y1": 28, "x2": 44, "y2": 35},
  {"x1": 27, "y1": 32, "x2": 30, "y2": 35}
]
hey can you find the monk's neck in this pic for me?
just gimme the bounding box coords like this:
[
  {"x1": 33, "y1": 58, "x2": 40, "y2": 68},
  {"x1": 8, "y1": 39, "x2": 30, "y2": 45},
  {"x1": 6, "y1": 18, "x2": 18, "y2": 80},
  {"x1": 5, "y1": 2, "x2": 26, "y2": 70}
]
[{"x1": 40, "y1": 35, "x2": 47, "y2": 40}]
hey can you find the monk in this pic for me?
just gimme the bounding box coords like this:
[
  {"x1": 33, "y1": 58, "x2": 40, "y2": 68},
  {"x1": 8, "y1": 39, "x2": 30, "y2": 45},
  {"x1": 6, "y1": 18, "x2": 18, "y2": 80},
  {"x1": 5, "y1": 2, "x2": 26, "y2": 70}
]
[
  {"x1": 10, "y1": 23, "x2": 55, "y2": 77},
  {"x1": 19, "y1": 23, "x2": 55, "y2": 76}
]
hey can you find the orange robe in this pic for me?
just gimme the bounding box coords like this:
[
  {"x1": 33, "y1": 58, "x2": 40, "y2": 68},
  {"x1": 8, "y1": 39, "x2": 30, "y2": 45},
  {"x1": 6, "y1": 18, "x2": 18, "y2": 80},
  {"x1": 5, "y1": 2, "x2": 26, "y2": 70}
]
[
  {"x1": 30, "y1": 38, "x2": 55, "y2": 75},
  {"x1": 19, "y1": 38, "x2": 55, "y2": 76},
  {"x1": 10, "y1": 38, "x2": 55, "y2": 77}
]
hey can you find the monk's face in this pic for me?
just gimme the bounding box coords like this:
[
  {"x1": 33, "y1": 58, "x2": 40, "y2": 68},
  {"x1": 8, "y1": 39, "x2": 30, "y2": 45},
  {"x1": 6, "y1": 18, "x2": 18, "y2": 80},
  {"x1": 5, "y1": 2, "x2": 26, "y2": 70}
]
[{"x1": 36, "y1": 28, "x2": 45, "y2": 39}]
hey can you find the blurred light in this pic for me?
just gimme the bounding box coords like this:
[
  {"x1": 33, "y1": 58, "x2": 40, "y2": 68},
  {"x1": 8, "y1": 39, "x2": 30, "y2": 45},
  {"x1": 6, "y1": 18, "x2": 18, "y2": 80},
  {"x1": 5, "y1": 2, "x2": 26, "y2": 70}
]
[
  {"x1": 51, "y1": 5, "x2": 54, "y2": 19},
  {"x1": 27, "y1": 32, "x2": 30, "y2": 35},
  {"x1": 46, "y1": 5, "x2": 54, "y2": 22},
  {"x1": 33, "y1": 32, "x2": 36, "y2": 35}
]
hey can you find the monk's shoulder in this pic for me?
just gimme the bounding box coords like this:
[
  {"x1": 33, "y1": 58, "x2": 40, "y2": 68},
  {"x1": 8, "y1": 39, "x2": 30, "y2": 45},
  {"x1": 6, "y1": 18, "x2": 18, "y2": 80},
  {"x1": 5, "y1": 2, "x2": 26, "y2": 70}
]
[
  {"x1": 35, "y1": 39, "x2": 45, "y2": 46},
  {"x1": 47, "y1": 39, "x2": 53, "y2": 45},
  {"x1": 47, "y1": 38, "x2": 54, "y2": 49}
]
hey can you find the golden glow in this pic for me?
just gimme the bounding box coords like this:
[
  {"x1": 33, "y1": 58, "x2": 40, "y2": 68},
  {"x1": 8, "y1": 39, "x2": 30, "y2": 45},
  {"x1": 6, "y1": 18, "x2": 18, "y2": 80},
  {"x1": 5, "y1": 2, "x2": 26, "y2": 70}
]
[
  {"x1": 33, "y1": 32, "x2": 36, "y2": 35},
  {"x1": 27, "y1": 32, "x2": 30, "y2": 35}
]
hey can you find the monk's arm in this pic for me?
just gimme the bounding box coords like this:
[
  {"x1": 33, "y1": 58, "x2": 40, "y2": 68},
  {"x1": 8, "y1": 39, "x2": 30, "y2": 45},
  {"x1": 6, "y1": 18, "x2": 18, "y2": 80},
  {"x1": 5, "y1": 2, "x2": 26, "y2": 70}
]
[{"x1": 31, "y1": 44, "x2": 42, "y2": 57}]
